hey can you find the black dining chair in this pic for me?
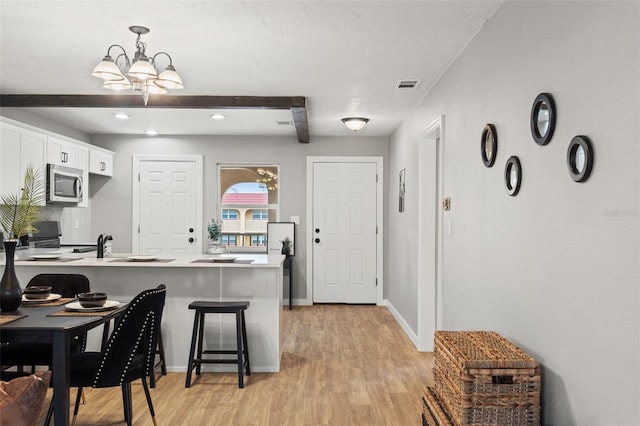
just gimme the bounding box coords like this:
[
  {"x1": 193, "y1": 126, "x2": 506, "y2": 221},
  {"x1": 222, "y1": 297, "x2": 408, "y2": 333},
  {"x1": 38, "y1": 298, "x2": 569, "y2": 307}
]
[
  {"x1": 0, "y1": 273, "x2": 91, "y2": 372},
  {"x1": 46, "y1": 284, "x2": 167, "y2": 426}
]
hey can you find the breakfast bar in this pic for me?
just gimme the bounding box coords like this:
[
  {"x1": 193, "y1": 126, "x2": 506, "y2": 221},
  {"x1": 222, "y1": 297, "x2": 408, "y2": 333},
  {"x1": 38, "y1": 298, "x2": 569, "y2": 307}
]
[{"x1": 9, "y1": 253, "x2": 285, "y2": 373}]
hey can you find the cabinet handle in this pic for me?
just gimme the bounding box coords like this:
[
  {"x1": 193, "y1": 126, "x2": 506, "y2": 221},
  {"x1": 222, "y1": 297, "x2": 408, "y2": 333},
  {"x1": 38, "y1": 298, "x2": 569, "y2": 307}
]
[{"x1": 100, "y1": 161, "x2": 106, "y2": 171}]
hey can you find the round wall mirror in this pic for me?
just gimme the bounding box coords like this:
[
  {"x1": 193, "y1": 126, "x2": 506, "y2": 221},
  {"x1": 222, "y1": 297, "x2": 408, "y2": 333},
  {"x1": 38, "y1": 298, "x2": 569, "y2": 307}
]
[
  {"x1": 481, "y1": 124, "x2": 497, "y2": 167},
  {"x1": 567, "y1": 135, "x2": 594, "y2": 182},
  {"x1": 530, "y1": 93, "x2": 556, "y2": 145},
  {"x1": 504, "y1": 156, "x2": 522, "y2": 196}
]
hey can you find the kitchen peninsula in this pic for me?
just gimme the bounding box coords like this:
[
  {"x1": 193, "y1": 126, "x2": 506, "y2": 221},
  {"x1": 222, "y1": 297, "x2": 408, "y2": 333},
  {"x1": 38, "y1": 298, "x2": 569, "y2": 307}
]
[{"x1": 7, "y1": 253, "x2": 285, "y2": 372}]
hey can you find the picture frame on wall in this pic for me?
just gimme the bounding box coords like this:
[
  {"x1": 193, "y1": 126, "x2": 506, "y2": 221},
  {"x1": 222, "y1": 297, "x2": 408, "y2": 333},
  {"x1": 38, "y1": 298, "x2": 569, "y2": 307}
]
[
  {"x1": 267, "y1": 221, "x2": 295, "y2": 256},
  {"x1": 399, "y1": 169, "x2": 406, "y2": 213}
]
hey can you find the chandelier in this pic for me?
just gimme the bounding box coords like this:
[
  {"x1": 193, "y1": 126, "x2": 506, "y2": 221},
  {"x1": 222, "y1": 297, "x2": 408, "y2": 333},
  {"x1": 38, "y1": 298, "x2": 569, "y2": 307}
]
[{"x1": 91, "y1": 26, "x2": 183, "y2": 105}]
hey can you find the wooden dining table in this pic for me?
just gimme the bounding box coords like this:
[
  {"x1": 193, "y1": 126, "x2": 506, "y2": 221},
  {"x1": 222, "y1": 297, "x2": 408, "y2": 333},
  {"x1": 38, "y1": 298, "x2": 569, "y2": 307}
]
[{"x1": 0, "y1": 300, "x2": 127, "y2": 425}]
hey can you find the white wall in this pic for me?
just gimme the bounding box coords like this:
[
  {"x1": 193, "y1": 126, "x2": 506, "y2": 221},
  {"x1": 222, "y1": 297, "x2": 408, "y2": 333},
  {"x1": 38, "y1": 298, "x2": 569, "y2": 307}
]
[
  {"x1": 90, "y1": 133, "x2": 389, "y2": 302},
  {"x1": 388, "y1": 1, "x2": 639, "y2": 425}
]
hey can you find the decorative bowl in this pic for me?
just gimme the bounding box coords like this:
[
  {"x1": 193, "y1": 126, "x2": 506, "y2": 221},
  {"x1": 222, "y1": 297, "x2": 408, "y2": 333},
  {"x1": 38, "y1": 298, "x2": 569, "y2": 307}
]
[
  {"x1": 77, "y1": 292, "x2": 108, "y2": 308},
  {"x1": 23, "y1": 286, "x2": 52, "y2": 300}
]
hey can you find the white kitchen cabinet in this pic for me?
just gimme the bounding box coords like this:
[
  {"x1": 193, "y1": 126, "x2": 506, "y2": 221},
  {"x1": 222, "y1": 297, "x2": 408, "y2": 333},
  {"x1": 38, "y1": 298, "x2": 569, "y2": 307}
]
[
  {"x1": 47, "y1": 136, "x2": 79, "y2": 168},
  {"x1": 89, "y1": 148, "x2": 114, "y2": 176},
  {"x1": 77, "y1": 145, "x2": 89, "y2": 207},
  {"x1": 0, "y1": 121, "x2": 46, "y2": 205}
]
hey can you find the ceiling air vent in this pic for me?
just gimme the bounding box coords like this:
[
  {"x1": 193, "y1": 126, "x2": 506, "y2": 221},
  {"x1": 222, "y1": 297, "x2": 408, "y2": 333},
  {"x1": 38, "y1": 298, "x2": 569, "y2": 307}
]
[
  {"x1": 394, "y1": 79, "x2": 421, "y2": 92},
  {"x1": 277, "y1": 120, "x2": 293, "y2": 126}
]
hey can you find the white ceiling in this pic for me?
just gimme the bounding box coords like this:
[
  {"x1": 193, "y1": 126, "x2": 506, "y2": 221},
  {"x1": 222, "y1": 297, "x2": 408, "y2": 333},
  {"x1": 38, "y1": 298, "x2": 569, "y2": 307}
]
[{"x1": 0, "y1": 1, "x2": 502, "y2": 140}]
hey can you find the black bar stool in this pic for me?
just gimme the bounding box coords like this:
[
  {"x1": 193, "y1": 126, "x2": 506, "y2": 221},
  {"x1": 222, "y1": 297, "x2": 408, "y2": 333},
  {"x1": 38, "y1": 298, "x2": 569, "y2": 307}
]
[{"x1": 185, "y1": 301, "x2": 251, "y2": 388}]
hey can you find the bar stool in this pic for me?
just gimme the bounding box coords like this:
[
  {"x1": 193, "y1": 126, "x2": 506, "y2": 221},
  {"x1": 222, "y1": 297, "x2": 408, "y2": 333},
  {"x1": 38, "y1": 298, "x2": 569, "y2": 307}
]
[{"x1": 185, "y1": 301, "x2": 251, "y2": 388}]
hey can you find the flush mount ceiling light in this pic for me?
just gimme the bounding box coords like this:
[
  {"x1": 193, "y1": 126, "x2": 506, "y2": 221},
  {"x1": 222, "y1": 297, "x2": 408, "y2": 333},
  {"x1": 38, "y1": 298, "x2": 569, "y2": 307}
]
[
  {"x1": 92, "y1": 26, "x2": 183, "y2": 106},
  {"x1": 342, "y1": 117, "x2": 369, "y2": 132},
  {"x1": 210, "y1": 113, "x2": 226, "y2": 120},
  {"x1": 113, "y1": 112, "x2": 129, "y2": 120}
]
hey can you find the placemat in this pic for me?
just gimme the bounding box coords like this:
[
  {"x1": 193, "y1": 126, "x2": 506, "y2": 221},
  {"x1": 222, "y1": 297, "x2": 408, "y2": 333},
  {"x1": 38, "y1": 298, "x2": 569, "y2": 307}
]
[
  {"x1": 0, "y1": 313, "x2": 28, "y2": 325},
  {"x1": 107, "y1": 258, "x2": 175, "y2": 263},
  {"x1": 48, "y1": 305, "x2": 124, "y2": 317},
  {"x1": 18, "y1": 257, "x2": 84, "y2": 262},
  {"x1": 21, "y1": 297, "x2": 75, "y2": 308}
]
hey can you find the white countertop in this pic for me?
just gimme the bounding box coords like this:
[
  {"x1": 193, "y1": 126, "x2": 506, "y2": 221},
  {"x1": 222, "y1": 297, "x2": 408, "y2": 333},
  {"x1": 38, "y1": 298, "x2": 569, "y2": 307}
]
[{"x1": 5, "y1": 249, "x2": 285, "y2": 268}]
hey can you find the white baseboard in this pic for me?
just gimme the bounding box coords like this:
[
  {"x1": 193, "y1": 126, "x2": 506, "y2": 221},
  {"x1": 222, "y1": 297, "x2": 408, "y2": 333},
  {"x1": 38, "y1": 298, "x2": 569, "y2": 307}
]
[{"x1": 384, "y1": 299, "x2": 419, "y2": 349}]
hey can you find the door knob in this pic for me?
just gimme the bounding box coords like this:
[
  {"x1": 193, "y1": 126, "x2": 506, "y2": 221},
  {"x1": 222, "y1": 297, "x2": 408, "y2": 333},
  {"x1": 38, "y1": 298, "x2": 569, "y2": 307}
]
[
  {"x1": 188, "y1": 237, "x2": 194, "y2": 243},
  {"x1": 188, "y1": 227, "x2": 194, "y2": 233},
  {"x1": 314, "y1": 238, "x2": 320, "y2": 243},
  {"x1": 315, "y1": 228, "x2": 320, "y2": 233}
]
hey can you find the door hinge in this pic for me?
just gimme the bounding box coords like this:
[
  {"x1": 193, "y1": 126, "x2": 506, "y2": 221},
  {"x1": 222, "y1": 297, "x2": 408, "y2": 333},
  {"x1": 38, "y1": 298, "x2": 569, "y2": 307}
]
[
  {"x1": 137, "y1": 224, "x2": 140, "y2": 234},
  {"x1": 376, "y1": 278, "x2": 378, "y2": 286},
  {"x1": 376, "y1": 225, "x2": 378, "y2": 234},
  {"x1": 138, "y1": 173, "x2": 140, "y2": 182},
  {"x1": 376, "y1": 174, "x2": 378, "y2": 183}
]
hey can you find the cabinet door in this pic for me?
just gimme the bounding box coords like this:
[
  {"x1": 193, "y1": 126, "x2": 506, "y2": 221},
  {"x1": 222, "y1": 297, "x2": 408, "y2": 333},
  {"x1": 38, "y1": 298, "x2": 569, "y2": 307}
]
[
  {"x1": 89, "y1": 149, "x2": 114, "y2": 176},
  {"x1": 0, "y1": 123, "x2": 46, "y2": 206},
  {"x1": 0, "y1": 122, "x2": 24, "y2": 196},
  {"x1": 22, "y1": 130, "x2": 47, "y2": 205},
  {"x1": 47, "y1": 136, "x2": 78, "y2": 168}
]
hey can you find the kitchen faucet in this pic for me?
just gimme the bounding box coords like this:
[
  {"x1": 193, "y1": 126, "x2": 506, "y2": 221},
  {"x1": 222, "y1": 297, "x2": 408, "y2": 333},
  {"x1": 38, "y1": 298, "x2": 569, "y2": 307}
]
[{"x1": 96, "y1": 234, "x2": 113, "y2": 258}]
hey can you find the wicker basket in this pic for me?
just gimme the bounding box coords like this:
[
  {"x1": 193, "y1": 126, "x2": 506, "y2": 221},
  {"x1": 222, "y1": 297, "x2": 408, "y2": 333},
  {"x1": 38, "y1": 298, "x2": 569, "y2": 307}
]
[
  {"x1": 434, "y1": 331, "x2": 541, "y2": 425},
  {"x1": 422, "y1": 386, "x2": 453, "y2": 426}
]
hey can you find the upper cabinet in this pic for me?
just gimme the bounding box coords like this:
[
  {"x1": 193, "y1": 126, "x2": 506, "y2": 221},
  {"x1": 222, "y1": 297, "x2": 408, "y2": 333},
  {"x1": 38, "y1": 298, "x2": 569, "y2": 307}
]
[
  {"x1": 89, "y1": 147, "x2": 114, "y2": 177},
  {"x1": 46, "y1": 136, "x2": 79, "y2": 168},
  {"x1": 0, "y1": 121, "x2": 46, "y2": 205}
]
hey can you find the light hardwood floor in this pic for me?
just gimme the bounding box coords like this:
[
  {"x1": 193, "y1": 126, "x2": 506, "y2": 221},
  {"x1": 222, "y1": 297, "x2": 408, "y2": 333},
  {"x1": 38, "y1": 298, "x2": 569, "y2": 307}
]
[{"x1": 37, "y1": 305, "x2": 434, "y2": 425}]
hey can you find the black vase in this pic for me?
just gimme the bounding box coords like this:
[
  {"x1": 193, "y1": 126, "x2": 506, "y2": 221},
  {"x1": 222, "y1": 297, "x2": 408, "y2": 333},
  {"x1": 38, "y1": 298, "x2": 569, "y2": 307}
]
[
  {"x1": 281, "y1": 243, "x2": 290, "y2": 256},
  {"x1": 1, "y1": 241, "x2": 22, "y2": 312}
]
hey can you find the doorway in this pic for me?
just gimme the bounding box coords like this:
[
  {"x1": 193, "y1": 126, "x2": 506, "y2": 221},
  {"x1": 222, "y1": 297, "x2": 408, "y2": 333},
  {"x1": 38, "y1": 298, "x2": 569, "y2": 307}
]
[
  {"x1": 306, "y1": 156, "x2": 384, "y2": 305},
  {"x1": 132, "y1": 155, "x2": 203, "y2": 254},
  {"x1": 417, "y1": 116, "x2": 444, "y2": 351}
]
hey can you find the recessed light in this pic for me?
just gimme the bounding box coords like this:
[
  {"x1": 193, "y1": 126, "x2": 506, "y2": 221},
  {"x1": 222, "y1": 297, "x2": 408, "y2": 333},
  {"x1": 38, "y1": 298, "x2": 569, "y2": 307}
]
[
  {"x1": 113, "y1": 112, "x2": 129, "y2": 120},
  {"x1": 210, "y1": 114, "x2": 226, "y2": 120},
  {"x1": 145, "y1": 130, "x2": 159, "y2": 136}
]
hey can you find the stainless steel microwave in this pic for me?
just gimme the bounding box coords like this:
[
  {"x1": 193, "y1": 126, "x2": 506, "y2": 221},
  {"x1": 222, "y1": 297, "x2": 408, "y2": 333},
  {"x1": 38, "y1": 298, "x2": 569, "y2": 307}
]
[{"x1": 46, "y1": 164, "x2": 83, "y2": 204}]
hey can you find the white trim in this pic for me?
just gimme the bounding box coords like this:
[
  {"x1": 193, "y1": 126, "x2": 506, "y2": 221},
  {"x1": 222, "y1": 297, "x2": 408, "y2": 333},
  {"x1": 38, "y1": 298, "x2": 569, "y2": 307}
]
[
  {"x1": 385, "y1": 299, "x2": 419, "y2": 348},
  {"x1": 132, "y1": 155, "x2": 204, "y2": 254},
  {"x1": 306, "y1": 156, "x2": 384, "y2": 306},
  {"x1": 417, "y1": 115, "x2": 445, "y2": 352}
]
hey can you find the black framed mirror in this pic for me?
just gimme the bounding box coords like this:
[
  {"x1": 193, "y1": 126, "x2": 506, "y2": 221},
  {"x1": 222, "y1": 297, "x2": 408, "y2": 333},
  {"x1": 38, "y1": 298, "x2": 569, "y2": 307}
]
[
  {"x1": 504, "y1": 156, "x2": 522, "y2": 196},
  {"x1": 567, "y1": 135, "x2": 594, "y2": 182},
  {"x1": 530, "y1": 93, "x2": 556, "y2": 145},
  {"x1": 481, "y1": 124, "x2": 497, "y2": 167}
]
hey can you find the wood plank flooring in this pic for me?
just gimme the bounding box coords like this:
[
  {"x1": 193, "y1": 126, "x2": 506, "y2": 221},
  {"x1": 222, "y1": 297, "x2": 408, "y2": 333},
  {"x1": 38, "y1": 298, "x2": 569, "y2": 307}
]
[{"x1": 36, "y1": 304, "x2": 434, "y2": 425}]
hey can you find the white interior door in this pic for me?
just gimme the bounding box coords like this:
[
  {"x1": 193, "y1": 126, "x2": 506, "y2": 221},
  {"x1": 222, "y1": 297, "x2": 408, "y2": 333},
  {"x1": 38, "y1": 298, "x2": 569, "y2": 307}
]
[
  {"x1": 134, "y1": 157, "x2": 202, "y2": 254},
  {"x1": 312, "y1": 162, "x2": 377, "y2": 303}
]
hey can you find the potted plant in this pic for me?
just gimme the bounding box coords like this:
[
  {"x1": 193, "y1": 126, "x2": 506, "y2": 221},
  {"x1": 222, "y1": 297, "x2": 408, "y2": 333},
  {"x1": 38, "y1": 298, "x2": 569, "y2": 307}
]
[
  {"x1": 0, "y1": 165, "x2": 45, "y2": 311},
  {"x1": 281, "y1": 237, "x2": 292, "y2": 256},
  {"x1": 207, "y1": 218, "x2": 224, "y2": 253}
]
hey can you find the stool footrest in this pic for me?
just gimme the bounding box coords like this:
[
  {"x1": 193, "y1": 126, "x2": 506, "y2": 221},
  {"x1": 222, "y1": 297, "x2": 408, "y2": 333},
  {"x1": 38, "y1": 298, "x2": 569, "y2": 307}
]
[
  {"x1": 202, "y1": 349, "x2": 245, "y2": 355},
  {"x1": 193, "y1": 359, "x2": 249, "y2": 365}
]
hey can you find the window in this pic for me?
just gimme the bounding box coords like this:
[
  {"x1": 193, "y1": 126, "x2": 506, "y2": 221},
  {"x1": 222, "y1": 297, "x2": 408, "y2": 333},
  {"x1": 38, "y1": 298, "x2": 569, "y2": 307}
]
[
  {"x1": 222, "y1": 209, "x2": 238, "y2": 220},
  {"x1": 252, "y1": 209, "x2": 269, "y2": 220},
  {"x1": 250, "y1": 234, "x2": 267, "y2": 246},
  {"x1": 218, "y1": 165, "x2": 279, "y2": 248},
  {"x1": 221, "y1": 235, "x2": 237, "y2": 246}
]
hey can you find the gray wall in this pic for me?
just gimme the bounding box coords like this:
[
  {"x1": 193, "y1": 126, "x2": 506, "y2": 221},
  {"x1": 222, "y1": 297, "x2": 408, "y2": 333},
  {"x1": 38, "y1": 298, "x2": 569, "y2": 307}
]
[
  {"x1": 388, "y1": 1, "x2": 639, "y2": 425},
  {"x1": 90, "y1": 134, "x2": 389, "y2": 302}
]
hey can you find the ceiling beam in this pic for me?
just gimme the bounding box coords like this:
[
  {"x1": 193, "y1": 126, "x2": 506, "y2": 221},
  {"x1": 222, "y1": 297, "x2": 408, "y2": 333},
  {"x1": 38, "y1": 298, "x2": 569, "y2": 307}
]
[{"x1": 0, "y1": 94, "x2": 311, "y2": 143}]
